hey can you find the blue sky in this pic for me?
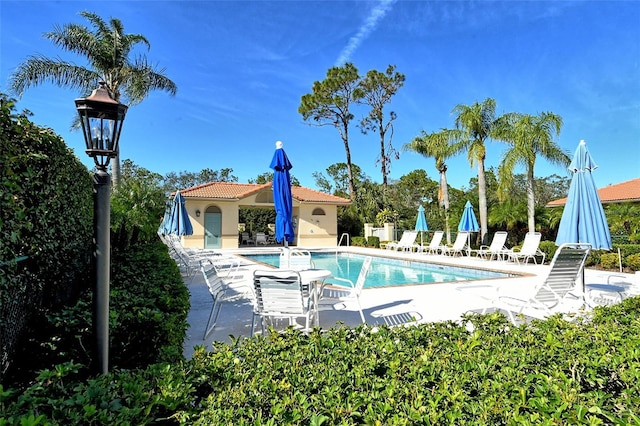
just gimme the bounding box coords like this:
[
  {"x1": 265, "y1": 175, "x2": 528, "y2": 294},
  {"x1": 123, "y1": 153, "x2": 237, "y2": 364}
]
[{"x1": 1, "y1": 1, "x2": 639, "y2": 192}]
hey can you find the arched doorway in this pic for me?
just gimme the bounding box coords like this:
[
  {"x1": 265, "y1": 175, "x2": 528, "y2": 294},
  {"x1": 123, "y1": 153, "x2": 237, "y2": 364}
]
[{"x1": 204, "y1": 206, "x2": 222, "y2": 249}]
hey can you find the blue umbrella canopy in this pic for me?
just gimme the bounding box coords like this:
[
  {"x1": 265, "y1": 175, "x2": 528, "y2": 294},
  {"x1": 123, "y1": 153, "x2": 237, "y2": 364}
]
[
  {"x1": 458, "y1": 201, "x2": 479, "y2": 232},
  {"x1": 167, "y1": 190, "x2": 193, "y2": 236},
  {"x1": 415, "y1": 205, "x2": 429, "y2": 246},
  {"x1": 270, "y1": 141, "x2": 294, "y2": 244},
  {"x1": 556, "y1": 140, "x2": 612, "y2": 250}
]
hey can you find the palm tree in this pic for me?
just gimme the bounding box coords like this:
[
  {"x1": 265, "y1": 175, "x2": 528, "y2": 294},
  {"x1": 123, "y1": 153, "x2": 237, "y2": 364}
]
[
  {"x1": 404, "y1": 129, "x2": 461, "y2": 243},
  {"x1": 451, "y1": 98, "x2": 496, "y2": 245},
  {"x1": 9, "y1": 11, "x2": 177, "y2": 187},
  {"x1": 492, "y1": 112, "x2": 569, "y2": 233}
]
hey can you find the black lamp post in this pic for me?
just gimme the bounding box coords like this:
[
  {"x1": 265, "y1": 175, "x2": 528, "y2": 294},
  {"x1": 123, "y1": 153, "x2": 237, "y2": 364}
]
[{"x1": 75, "y1": 82, "x2": 127, "y2": 374}]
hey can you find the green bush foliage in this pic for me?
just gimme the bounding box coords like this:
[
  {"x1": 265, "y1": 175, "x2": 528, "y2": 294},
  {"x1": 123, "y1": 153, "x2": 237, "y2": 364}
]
[
  {"x1": 3, "y1": 297, "x2": 640, "y2": 424},
  {"x1": 600, "y1": 253, "x2": 620, "y2": 269},
  {"x1": 585, "y1": 250, "x2": 602, "y2": 267},
  {"x1": 626, "y1": 253, "x2": 640, "y2": 271},
  {"x1": 616, "y1": 244, "x2": 640, "y2": 259},
  {"x1": 367, "y1": 236, "x2": 380, "y2": 248},
  {"x1": 538, "y1": 241, "x2": 557, "y2": 264},
  {"x1": 0, "y1": 96, "x2": 93, "y2": 380},
  {"x1": 351, "y1": 236, "x2": 367, "y2": 247},
  {"x1": 4, "y1": 240, "x2": 189, "y2": 386}
]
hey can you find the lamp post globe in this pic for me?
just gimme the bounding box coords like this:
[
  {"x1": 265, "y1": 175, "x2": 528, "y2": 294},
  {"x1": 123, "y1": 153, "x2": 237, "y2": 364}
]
[{"x1": 75, "y1": 82, "x2": 127, "y2": 374}]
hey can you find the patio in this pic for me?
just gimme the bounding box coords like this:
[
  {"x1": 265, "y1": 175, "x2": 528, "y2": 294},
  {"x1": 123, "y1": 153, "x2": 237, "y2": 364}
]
[{"x1": 182, "y1": 246, "x2": 638, "y2": 359}]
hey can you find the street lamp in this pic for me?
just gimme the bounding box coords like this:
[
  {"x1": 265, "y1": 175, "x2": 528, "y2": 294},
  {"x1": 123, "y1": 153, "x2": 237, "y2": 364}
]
[{"x1": 75, "y1": 82, "x2": 128, "y2": 374}]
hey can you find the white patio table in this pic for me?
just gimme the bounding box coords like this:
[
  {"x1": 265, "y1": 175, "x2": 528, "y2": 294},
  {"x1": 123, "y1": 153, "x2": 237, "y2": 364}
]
[{"x1": 298, "y1": 269, "x2": 332, "y2": 326}]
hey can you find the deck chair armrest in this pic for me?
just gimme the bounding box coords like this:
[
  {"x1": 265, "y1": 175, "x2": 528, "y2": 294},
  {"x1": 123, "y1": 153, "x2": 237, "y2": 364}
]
[
  {"x1": 606, "y1": 274, "x2": 629, "y2": 285},
  {"x1": 321, "y1": 277, "x2": 355, "y2": 291}
]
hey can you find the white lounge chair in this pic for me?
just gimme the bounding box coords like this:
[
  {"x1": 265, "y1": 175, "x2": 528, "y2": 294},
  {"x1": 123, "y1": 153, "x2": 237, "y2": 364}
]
[
  {"x1": 505, "y1": 232, "x2": 546, "y2": 265},
  {"x1": 442, "y1": 232, "x2": 470, "y2": 257},
  {"x1": 472, "y1": 231, "x2": 508, "y2": 260},
  {"x1": 251, "y1": 269, "x2": 314, "y2": 336},
  {"x1": 318, "y1": 256, "x2": 372, "y2": 323},
  {"x1": 201, "y1": 262, "x2": 253, "y2": 339},
  {"x1": 386, "y1": 230, "x2": 418, "y2": 252},
  {"x1": 479, "y1": 243, "x2": 591, "y2": 324},
  {"x1": 419, "y1": 231, "x2": 445, "y2": 255}
]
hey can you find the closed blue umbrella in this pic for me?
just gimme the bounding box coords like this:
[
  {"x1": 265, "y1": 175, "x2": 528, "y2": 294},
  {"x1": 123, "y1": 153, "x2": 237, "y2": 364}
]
[
  {"x1": 167, "y1": 190, "x2": 193, "y2": 236},
  {"x1": 415, "y1": 205, "x2": 429, "y2": 246},
  {"x1": 158, "y1": 200, "x2": 173, "y2": 235},
  {"x1": 458, "y1": 201, "x2": 479, "y2": 232},
  {"x1": 458, "y1": 201, "x2": 479, "y2": 255},
  {"x1": 270, "y1": 141, "x2": 294, "y2": 245},
  {"x1": 556, "y1": 140, "x2": 612, "y2": 250}
]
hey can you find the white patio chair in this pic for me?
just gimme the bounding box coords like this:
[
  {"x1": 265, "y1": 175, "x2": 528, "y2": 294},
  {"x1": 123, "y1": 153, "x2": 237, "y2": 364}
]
[
  {"x1": 251, "y1": 269, "x2": 314, "y2": 336},
  {"x1": 419, "y1": 231, "x2": 445, "y2": 255},
  {"x1": 241, "y1": 232, "x2": 254, "y2": 245},
  {"x1": 201, "y1": 262, "x2": 254, "y2": 339},
  {"x1": 386, "y1": 231, "x2": 418, "y2": 251},
  {"x1": 317, "y1": 256, "x2": 372, "y2": 323},
  {"x1": 442, "y1": 232, "x2": 470, "y2": 257},
  {"x1": 255, "y1": 232, "x2": 268, "y2": 245},
  {"x1": 472, "y1": 231, "x2": 508, "y2": 260},
  {"x1": 505, "y1": 232, "x2": 546, "y2": 265},
  {"x1": 479, "y1": 243, "x2": 591, "y2": 324}
]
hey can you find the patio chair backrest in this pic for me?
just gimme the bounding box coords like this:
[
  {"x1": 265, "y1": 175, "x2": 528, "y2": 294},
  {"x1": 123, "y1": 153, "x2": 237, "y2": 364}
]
[
  {"x1": 354, "y1": 257, "x2": 373, "y2": 296},
  {"x1": 534, "y1": 243, "x2": 591, "y2": 308},
  {"x1": 201, "y1": 262, "x2": 224, "y2": 299},
  {"x1": 520, "y1": 232, "x2": 542, "y2": 255},
  {"x1": 427, "y1": 231, "x2": 444, "y2": 249},
  {"x1": 253, "y1": 270, "x2": 306, "y2": 315},
  {"x1": 398, "y1": 230, "x2": 418, "y2": 245},
  {"x1": 488, "y1": 231, "x2": 508, "y2": 251},
  {"x1": 452, "y1": 232, "x2": 469, "y2": 250}
]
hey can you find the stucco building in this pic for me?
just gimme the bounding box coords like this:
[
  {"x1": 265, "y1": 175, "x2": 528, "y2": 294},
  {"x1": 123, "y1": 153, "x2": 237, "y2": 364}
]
[{"x1": 177, "y1": 181, "x2": 351, "y2": 249}]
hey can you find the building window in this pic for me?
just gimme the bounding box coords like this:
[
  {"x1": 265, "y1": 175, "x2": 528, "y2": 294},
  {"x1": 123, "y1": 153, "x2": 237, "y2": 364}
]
[{"x1": 312, "y1": 208, "x2": 326, "y2": 216}]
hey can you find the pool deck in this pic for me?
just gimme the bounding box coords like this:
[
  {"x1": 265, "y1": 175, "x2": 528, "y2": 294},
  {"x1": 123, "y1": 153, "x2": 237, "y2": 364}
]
[{"x1": 182, "y1": 246, "x2": 638, "y2": 359}]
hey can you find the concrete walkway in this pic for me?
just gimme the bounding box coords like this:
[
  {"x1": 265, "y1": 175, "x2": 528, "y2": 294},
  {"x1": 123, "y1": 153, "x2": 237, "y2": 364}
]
[{"x1": 182, "y1": 247, "x2": 638, "y2": 359}]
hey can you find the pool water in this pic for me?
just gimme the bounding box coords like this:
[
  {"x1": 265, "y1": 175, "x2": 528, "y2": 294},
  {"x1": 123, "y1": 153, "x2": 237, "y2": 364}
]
[{"x1": 242, "y1": 252, "x2": 509, "y2": 288}]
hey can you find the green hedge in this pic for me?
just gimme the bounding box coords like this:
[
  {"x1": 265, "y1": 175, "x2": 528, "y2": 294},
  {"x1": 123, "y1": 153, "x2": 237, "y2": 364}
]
[
  {"x1": 0, "y1": 96, "x2": 93, "y2": 381},
  {"x1": 3, "y1": 297, "x2": 640, "y2": 424},
  {"x1": 5, "y1": 241, "x2": 189, "y2": 384}
]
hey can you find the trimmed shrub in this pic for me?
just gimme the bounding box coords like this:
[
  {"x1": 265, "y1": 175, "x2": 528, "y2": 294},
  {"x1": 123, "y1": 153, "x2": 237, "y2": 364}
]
[
  {"x1": 600, "y1": 252, "x2": 620, "y2": 269},
  {"x1": 367, "y1": 236, "x2": 380, "y2": 248},
  {"x1": 1, "y1": 96, "x2": 93, "y2": 381},
  {"x1": 626, "y1": 253, "x2": 640, "y2": 271},
  {"x1": 4, "y1": 240, "x2": 189, "y2": 386},
  {"x1": 3, "y1": 298, "x2": 640, "y2": 424},
  {"x1": 351, "y1": 236, "x2": 367, "y2": 247},
  {"x1": 585, "y1": 249, "x2": 602, "y2": 267},
  {"x1": 538, "y1": 241, "x2": 557, "y2": 264}
]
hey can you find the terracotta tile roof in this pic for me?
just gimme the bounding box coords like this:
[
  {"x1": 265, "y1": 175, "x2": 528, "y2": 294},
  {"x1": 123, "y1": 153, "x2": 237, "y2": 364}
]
[
  {"x1": 547, "y1": 177, "x2": 640, "y2": 207},
  {"x1": 179, "y1": 181, "x2": 351, "y2": 205}
]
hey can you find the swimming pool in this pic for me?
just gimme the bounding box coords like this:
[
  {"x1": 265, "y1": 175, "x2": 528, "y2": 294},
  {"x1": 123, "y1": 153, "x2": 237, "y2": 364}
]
[{"x1": 241, "y1": 252, "x2": 511, "y2": 288}]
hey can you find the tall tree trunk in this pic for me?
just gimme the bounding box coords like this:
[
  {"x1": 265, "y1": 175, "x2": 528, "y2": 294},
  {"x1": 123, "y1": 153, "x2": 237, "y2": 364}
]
[
  {"x1": 379, "y1": 125, "x2": 387, "y2": 188},
  {"x1": 526, "y1": 166, "x2": 536, "y2": 233},
  {"x1": 477, "y1": 158, "x2": 488, "y2": 245},
  {"x1": 440, "y1": 168, "x2": 451, "y2": 244},
  {"x1": 341, "y1": 126, "x2": 355, "y2": 199},
  {"x1": 111, "y1": 151, "x2": 120, "y2": 190}
]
